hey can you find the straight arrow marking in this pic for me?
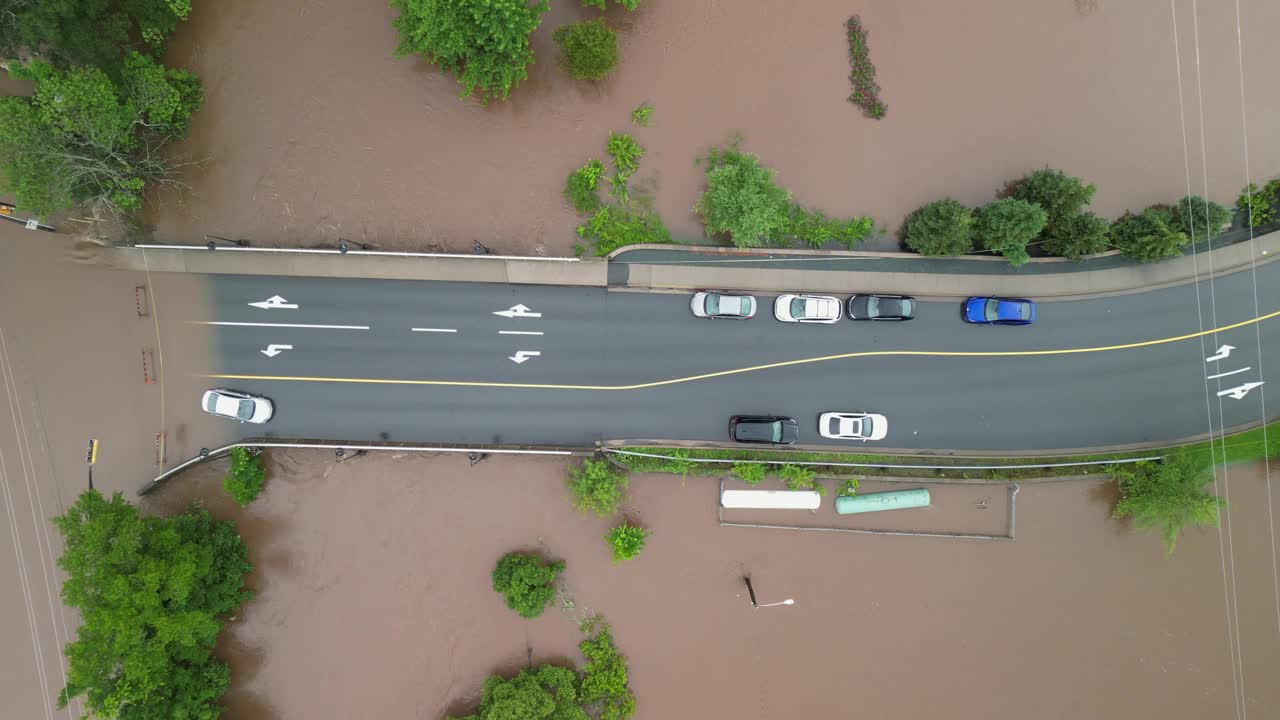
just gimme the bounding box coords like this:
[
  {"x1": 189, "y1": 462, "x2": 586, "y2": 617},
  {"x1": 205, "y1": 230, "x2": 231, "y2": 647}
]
[
  {"x1": 1217, "y1": 381, "x2": 1265, "y2": 400},
  {"x1": 248, "y1": 295, "x2": 299, "y2": 310},
  {"x1": 494, "y1": 304, "x2": 542, "y2": 319}
]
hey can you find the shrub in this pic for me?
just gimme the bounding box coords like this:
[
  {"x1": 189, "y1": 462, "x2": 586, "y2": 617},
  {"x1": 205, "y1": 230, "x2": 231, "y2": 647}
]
[
  {"x1": 973, "y1": 198, "x2": 1047, "y2": 267},
  {"x1": 567, "y1": 458, "x2": 629, "y2": 516},
  {"x1": 391, "y1": 0, "x2": 548, "y2": 105},
  {"x1": 837, "y1": 478, "x2": 860, "y2": 497},
  {"x1": 1234, "y1": 180, "x2": 1279, "y2": 229},
  {"x1": 845, "y1": 15, "x2": 886, "y2": 120},
  {"x1": 578, "y1": 618, "x2": 637, "y2": 720},
  {"x1": 605, "y1": 523, "x2": 650, "y2": 563},
  {"x1": 0, "y1": 55, "x2": 203, "y2": 219},
  {"x1": 631, "y1": 103, "x2": 653, "y2": 126},
  {"x1": 576, "y1": 201, "x2": 671, "y2": 255},
  {"x1": 564, "y1": 159, "x2": 605, "y2": 214},
  {"x1": 53, "y1": 491, "x2": 252, "y2": 719},
  {"x1": 776, "y1": 464, "x2": 823, "y2": 494},
  {"x1": 731, "y1": 462, "x2": 765, "y2": 484},
  {"x1": 1111, "y1": 452, "x2": 1223, "y2": 556},
  {"x1": 1167, "y1": 195, "x2": 1233, "y2": 243},
  {"x1": 453, "y1": 664, "x2": 584, "y2": 720},
  {"x1": 491, "y1": 551, "x2": 565, "y2": 619},
  {"x1": 1010, "y1": 168, "x2": 1097, "y2": 235},
  {"x1": 1110, "y1": 208, "x2": 1189, "y2": 262},
  {"x1": 903, "y1": 198, "x2": 974, "y2": 256},
  {"x1": 695, "y1": 144, "x2": 793, "y2": 248},
  {"x1": 789, "y1": 207, "x2": 875, "y2": 250},
  {"x1": 553, "y1": 19, "x2": 619, "y2": 81},
  {"x1": 1041, "y1": 210, "x2": 1111, "y2": 259},
  {"x1": 606, "y1": 132, "x2": 644, "y2": 176},
  {"x1": 223, "y1": 447, "x2": 266, "y2": 507},
  {"x1": 583, "y1": 0, "x2": 641, "y2": 8}
]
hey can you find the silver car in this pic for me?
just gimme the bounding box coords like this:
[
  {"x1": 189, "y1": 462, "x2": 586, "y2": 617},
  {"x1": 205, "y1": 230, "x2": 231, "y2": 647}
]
[
  {"x1": 201, "y1": 389, "x2": 274, "y2": 424},
  {"x1": 819, "y1": 412, "x2": 888, "y2": 441},
  {"x1": 690, "y1": 291, "x2": 757, "y2": 319},
  {"x1": 774, "y1": 294, "x2": 841, "y2": 323}
]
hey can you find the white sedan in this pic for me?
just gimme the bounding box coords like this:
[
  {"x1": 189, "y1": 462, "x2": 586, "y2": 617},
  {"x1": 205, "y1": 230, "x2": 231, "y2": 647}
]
[
  {"x1": 773, "y1": 294, "x2": 841, "y2": 323},
  {"x1": 690, "y1": 291, "x2": 757, "y2": 319},
  {"x1": 201, "y1": 389, "x2": 274, "y2": 424},
  {"x1": 819, "y1": 412, "x2": 888, "y2": 441}
]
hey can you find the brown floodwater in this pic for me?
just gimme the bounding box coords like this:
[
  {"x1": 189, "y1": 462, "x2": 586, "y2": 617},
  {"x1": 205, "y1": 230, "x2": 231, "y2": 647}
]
[
  {"x1": 149, "y1": 452, "x2": 1280, "y2": 720},
  {"x1": 150, "y1": 0, "x2": 1280, "y2": 254}
]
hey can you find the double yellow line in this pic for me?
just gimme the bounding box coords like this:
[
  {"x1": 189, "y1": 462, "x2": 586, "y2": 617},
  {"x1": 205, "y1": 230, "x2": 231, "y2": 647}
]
[{"x1": 205, "y1": 309, "x2": 1280, "y2": 392}]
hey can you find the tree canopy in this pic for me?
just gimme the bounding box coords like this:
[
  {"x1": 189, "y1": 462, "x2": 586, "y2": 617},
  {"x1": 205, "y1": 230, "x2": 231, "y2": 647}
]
[
  {"x1": 902, "y1": 198, "x2": 973, "y2": 256},
  {"x1": 1010, "y1": 168, "x2": 1097, "y2": 232},
  {"x1": 973, "y1": 197, "x2": 1046, "y2": 266},
  {"x1": 553, "y1": 19, "x2": 618, "y2": 81},
  {"x1": 0, "y1": 0, "x2": 191, "y2": 71},
  {"x1": 53, "y1": 490, "x2": 252, "y2": 719},
  {"x1": 454, "y1": 665, "x2": 588, "y2": 720},
  {"x1": 1110, "y1": 208, "x2": 1189, "y2": 262},
  {"x1": 391, "y1": 0, "x2": 549, "y2": 105},
  {"x1": 1041, "y1": 210, "x2": 1111, "y2": 260},
  {"x1": 491, "y1": 551, "x2": 564, "y2": 619},
  {"x1": 1166, "y1": 195, "x2": 1233, "y2": 243},
  {"x1": 1111, "y1": 452, "x2": 1223, "y2": 555}
]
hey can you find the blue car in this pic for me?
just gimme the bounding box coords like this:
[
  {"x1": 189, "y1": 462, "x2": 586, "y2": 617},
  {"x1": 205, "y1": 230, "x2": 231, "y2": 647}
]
[{"x1": 963, "y1": 296, "x2": 1036, "y2": 325}]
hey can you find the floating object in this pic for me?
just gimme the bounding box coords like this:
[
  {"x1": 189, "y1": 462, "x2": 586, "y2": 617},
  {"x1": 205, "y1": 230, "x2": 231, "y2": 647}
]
[
  {"x1": 721, "y1": 489, "x2": 821, "y2": 510},
  {"x1": 835, "y1": 488, "x2": 931, "y2": 515}
]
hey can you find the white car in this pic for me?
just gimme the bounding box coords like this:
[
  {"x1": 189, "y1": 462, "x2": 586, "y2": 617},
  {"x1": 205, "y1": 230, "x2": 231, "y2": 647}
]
[
  {"x1": 774, "y1": 294, "x2": 841, "y2": 323},
  {"x1": 201, "y1": 389, "x2": 274, "y2": 424},
  {"x1": 819, "y1": 412, "x2": 888, "y2": 441},
  {"x1": 690, "y1": 291, "x2": 757, "y2": 319}
]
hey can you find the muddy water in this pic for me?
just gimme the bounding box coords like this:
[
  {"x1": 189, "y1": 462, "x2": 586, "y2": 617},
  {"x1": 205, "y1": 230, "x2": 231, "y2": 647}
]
[
  {"x1": 153, "y1": 452, "x2": 1280, "y2": 719},
  {"x1": 149, "y1": 0, "x2": 1280, "y2": 254}
]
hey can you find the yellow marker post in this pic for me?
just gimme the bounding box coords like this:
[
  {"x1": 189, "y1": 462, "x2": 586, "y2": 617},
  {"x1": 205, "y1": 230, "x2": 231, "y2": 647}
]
[{"x1": 86, "y1": 439, "x2": 98, "y2": 490}]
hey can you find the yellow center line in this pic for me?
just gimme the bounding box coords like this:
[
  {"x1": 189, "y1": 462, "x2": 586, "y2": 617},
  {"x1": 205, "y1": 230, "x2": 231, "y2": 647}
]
[{"x1": 205, "y1": 309, "x2": 1280, "y2": 392}]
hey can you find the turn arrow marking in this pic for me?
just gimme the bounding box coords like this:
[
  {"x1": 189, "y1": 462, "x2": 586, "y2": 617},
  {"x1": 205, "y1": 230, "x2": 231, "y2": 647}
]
[
  {"x1": 494, "y1": 304, "x2": 541, "y2": 319},
  {"x1": 1205, "y1": 344, "x2": 1235, "y2": 363},
  {"x1": 260, "y1": 344, "x2": 293, "y2": 358},
  {"x1": 509, "y1": 350, "x2": 541, "y2": 364},
  {"x1": 249, "y1": 295, "x2": 299, "y2": 310}
]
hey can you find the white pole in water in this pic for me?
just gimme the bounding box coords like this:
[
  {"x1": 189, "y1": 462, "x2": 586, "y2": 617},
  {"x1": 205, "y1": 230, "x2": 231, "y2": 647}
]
[{"x1": 755, "y1": 598, "x2": 795, "y2": 609}]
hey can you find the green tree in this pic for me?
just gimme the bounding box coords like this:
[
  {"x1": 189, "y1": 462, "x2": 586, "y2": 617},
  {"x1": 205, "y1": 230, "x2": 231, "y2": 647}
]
[
  {"x1": 1167, "y1": 195, "x2": 1233, "y2": 243},
  {"x1": 567, "y1": 458, "x2": 629, "y2": 516},
  {"x1": 730, "y1": 462, "x2": 765, "y2": 484},
  {"x1": 1111, "y1": 452, "x2": 1223, "y2": 556},
  {"x1": 391, "y1": 0, "x2": 548, "y2": 105},
  {"x1": 605, "y1": 523, "x2": 649, "y2": 563},
  {"x1": 1235, "y1": 180, "x2": 1279, "y2": 229},
  {"x1": 902, "y1": 198, "x2": 973, "y2": 256},
  {"x1": 491, "y1": 551, "x2": 565, "y2": 619},
  {"x1": 1041, "y1": 210, "x2": 1111, "y2": 259},
  {"x1": 694, "y1": 144, "x2": 793, "y2": 248},
  {"x1": 53, "y1": 490, "x2": 252, "y2": 719},
  {"x1": 452, "y1": 664, "x2": 588, "y2": 720},
  {"x1": 578, "y1": 619, "x2": 636, "y2": 720},
  {"x1": 1110, "y1": 208, "x2": 1189, "y2": 262},
  {"x1": 0, "y1": 54, "x2": 202, "y2": 219},
  {"x1": 0, "y1": 0, "x2": 191, "y2": 71},
  {"x1": 222, "y1": 446, "x2": 266, "y2": 507},
  {"x1": 564, "y1": 159, "x2": 605, "y2": 214},
  {"x1": 973, "y1": 198, "x2": 1047, "y2": 266},
  {"x1": 1010, "y1": 168, "x2": 1097, "y2": 234},
  {"x1": 553, "y1": 19, "x2": 618, "y2": 81}
]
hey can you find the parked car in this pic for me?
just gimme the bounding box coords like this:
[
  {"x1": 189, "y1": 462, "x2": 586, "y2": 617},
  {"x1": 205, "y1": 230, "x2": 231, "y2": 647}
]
[
  {"x1": 818, "y1": 412, "x2": 888, "y2": 441},
  {"x1": 201, "y1": 389, "x2": 274, "y2": 423},
  {"x1": 847, "y1": 294, "x2": 915, "y2": 321},
  {"x1": 962, "y1": 296, "x2": 1036, "y2": 325},
  {"x1": 690, "y1": 291, "x2": 757, "y2": 319},
  {"x1": 773, "y1": 294, "x2": 841, "y2": 323},
  {"x1": 729, "y1": 415, "x2": 799, "y2": 445}
]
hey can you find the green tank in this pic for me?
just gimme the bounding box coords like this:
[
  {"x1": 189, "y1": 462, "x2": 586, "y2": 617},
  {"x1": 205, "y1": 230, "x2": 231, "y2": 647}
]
[{"x1": 835, "y1": 488, "x2": 931, "y2": 515}]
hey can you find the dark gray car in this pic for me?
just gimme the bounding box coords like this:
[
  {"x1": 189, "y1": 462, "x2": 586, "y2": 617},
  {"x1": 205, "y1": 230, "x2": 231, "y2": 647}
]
[
  {"x1": 729, "y1": 415, "x2": 799, "y2": 444},
  {"x1": 848, "y1": 294, "x2": 915, "y2": 321}
]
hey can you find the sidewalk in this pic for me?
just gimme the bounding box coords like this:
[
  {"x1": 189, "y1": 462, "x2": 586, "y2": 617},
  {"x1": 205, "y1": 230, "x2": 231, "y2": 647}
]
[{"x1": 101, "y1": 228, "x2": 1280, "y2": 301}]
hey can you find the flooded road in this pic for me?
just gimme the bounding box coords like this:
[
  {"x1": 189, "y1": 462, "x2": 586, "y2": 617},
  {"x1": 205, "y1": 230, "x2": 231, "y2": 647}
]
[
  {"x1": 153, "y1": 452, "x2": 1280, "y2": 719},
  {"x1": 151, "y1": 0, "x2": 1280, "y2": 254}
]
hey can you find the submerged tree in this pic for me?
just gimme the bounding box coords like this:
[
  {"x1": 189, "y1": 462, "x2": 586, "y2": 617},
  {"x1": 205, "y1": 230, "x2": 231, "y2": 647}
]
[{"x1": 1110, "y1": 451, "x2": 1223, "y2": 556}]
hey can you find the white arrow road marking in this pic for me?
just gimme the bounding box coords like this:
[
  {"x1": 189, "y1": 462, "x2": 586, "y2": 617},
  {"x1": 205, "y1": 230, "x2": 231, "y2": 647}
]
[
  {"x1": 199, "y1": 321, "x2": 369, "y2": 329},
  {"x1": 509, "y1": 350, "x2": 541, "y2": 364},
  {"x1": 411, "y1": 328, "x2": 458, "y2": 333},
  {"x1": 260, "y1": 344, "x2": 293, "y2": 357},
  {"x1": 493, "y1": 304, "x2": 542, "y2": 319},
  {"x1": 1218, "y1": 381, "x2": 1265, "y2": 400},
  {"x1": 1207, "y1": 366, "x2": 1250, "y2": 380},
  {"x1": 499, "y1": 330, "x2": 544, "y2": 336},
  {"x1": 248, "y1": 295, "x2": 299, "y2": 310},
  {"x1": 1206, "y1": 344, "x2": 1236, "y2": 362}
]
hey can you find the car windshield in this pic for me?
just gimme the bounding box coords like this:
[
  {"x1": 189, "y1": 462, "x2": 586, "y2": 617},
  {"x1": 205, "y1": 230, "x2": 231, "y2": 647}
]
[
  {"x1": 899, "y1": 299, "x2": 913, "y2": 316},
  {"x1": 204, "y1": 394, "x2": 218, "y2": 412},
  {"x1": 865, "y1": 296, "x2": 880, "y2": 315},
  {"x1": 705, "y1": 294, "x2": 720, "y2": 314},
  {"x1": 1020, "y1": 303, "x2": 1032, "y2": 320},
  {"x1": 236, "y1": 399, "x2": 255, "y2": 420},
  {"x1": 790, "y1": 298, "x2": 807, "y2": 318},
  {"x1": 984, "y1": 299, "x2": 999, "y2": 321},
  {"x1": 770, "y1": 422, "x2": 783, "y2": 443},
  {"x1": 859, "y1": 417, "x2": 873, "y2": 436}
]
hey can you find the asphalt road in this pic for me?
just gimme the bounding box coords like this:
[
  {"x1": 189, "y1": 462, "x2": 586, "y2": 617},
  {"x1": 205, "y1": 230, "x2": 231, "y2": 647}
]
[{"x1": 198, "y1": 264, "x2": 1280, "y2": 452}]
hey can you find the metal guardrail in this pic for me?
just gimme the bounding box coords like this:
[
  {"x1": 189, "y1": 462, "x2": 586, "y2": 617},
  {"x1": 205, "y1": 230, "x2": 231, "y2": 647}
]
[
  {"x1": 135, "y1": 243, "x2": 581, "y2": 262},
  {"x1": 603, "y1": 447, "x2": 1162, "y2": 471},
  {"x1": 137, "y1": 440, "x2": 580, "y2": 496}
]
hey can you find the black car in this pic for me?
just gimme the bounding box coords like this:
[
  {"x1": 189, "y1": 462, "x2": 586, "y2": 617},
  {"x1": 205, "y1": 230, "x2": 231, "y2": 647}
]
[
  {"x1": 847, "y1": 293, "x2": 915, "y2": 321},
  {"x1": 729, "y1": 415, "x2": 799, "y2": 445}
]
